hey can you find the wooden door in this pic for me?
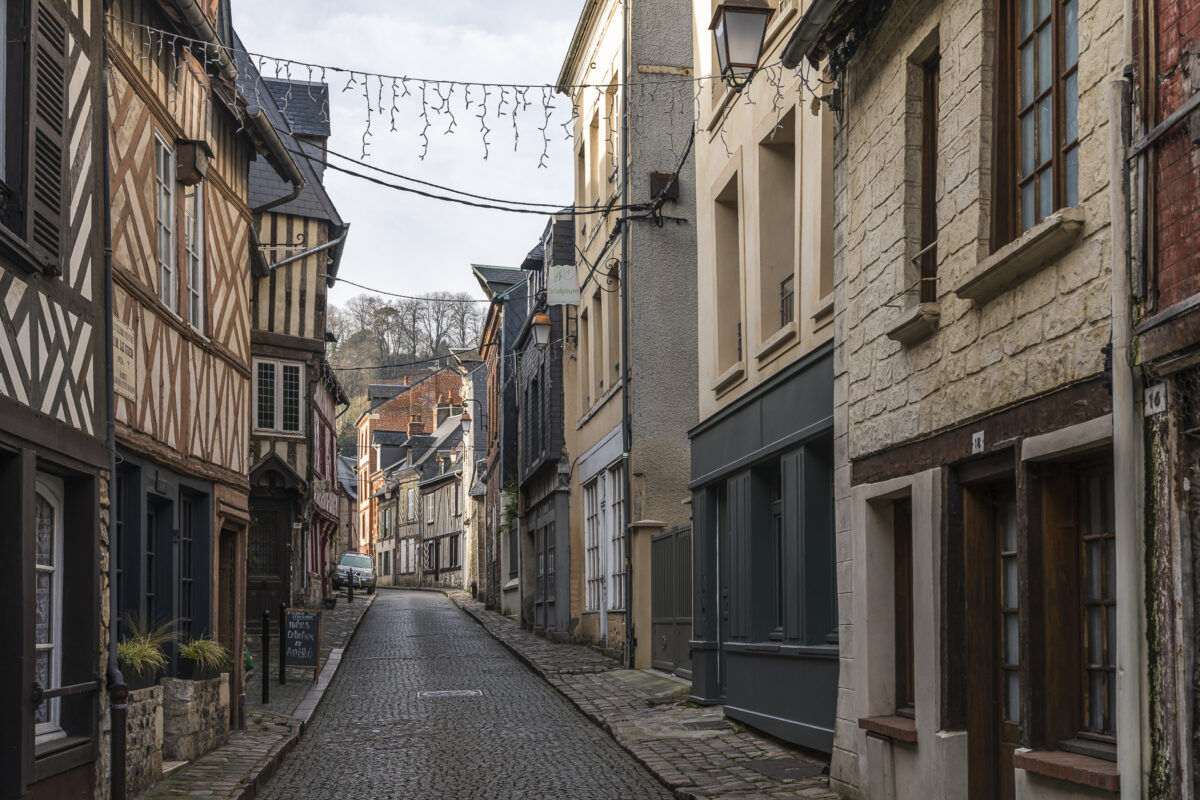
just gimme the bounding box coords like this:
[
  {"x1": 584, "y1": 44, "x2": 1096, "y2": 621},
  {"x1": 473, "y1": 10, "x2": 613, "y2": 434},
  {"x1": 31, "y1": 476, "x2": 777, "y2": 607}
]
[
  {"x1": 965, "y1": 482, "x2": 1019, "y2": 800},
  {"x1": 247, "y1": 506, "x2": 288, "y2": 632},
  {"x1": 651, "y1": 526, "x2": 693, "y2": 677}
]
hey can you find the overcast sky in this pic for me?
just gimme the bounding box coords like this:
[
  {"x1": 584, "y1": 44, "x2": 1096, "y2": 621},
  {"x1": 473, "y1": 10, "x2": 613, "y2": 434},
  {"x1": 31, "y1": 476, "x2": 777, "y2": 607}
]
[{"x1": 232, "y1": 1, "x2": 585, "y2": 307}]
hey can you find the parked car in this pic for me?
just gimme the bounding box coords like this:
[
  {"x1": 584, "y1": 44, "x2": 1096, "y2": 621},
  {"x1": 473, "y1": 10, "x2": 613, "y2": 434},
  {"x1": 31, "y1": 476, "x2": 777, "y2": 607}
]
[{"x1": 332, "y1": 552, "x2": 377, "y2": 594}]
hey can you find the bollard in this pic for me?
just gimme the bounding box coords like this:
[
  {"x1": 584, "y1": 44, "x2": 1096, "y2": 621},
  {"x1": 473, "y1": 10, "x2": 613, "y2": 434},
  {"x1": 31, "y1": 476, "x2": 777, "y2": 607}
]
[
  {"x1": 347, "y1": 574, "x2": 354, "y2": 603},
  {"x1": 261, "y1": 610, "x2": 270, "y2": 704},
  {"x1": 279, "y1": 602, "x2": 288, "y2": 685},
  {"x1": 471, "y1": 580, "x2": 477, "y2": 599}
]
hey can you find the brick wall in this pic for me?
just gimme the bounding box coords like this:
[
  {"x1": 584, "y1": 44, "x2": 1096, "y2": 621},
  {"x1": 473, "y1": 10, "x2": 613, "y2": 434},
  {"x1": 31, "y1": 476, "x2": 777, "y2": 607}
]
[{"x1": 1152, "y1": 0, "x2": 1200, "y2": 309}]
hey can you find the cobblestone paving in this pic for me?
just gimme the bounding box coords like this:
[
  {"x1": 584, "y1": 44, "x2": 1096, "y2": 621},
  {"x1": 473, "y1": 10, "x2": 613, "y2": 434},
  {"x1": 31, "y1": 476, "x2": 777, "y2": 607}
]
[
  {"x1": 257, "y1": 589, "x2": 673, "y2": 800},
  {"x1": 447, "y1": 591, "x2": 836, "y2": 800},
  {"x1": 244, "y1": 592, "x2": 375, "y2": 718}
]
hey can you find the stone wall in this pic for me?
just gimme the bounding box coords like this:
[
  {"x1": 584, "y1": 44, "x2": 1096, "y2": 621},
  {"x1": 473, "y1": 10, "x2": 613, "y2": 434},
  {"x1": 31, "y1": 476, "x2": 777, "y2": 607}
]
[
  {"x1": 839, "y1": 0, "x2": 1123, "y2": 464},
  {"x1": 126, "y1": 685, "x2": 163, "y2": 796},
  {"x1": 162, "y1": 675, "x2": 230, "y2": 762}
]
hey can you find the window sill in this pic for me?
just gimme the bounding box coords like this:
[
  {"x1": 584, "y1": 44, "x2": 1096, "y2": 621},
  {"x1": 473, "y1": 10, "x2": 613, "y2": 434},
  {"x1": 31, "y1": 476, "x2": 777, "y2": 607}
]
[
  {"x1": 858, "y1": 715, "x2": 918, "y2": 743},
  {"x1": 755, "y1": 322, "x2": 798, "y2": 364},
  {"x1": 0, "y1": 223, "x2": 56, "y2": 275},
  {"x1": 1013, "y1": 749, "x2": 1119, "y2": 792},
  {"x1": 712, "y1": 362, "x2": 746, "y2": 396},
  {"x1": 953, "y1": 207, "x2": 1086, "y2": 304},
  {"x1": 886, "y1": 302, "x2": 940, "y2": 346},
  {"x1": 811, "y1": 293, "x2": 835, "y2": 325}
]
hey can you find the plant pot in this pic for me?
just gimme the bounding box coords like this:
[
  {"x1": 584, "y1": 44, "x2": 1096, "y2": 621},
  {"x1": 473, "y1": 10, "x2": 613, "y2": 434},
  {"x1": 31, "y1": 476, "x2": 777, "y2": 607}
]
[
  {"x1": 177, "y1": 657, "x2": 220, "y2": 681},
  {"x1": 124, "y1": 669, "x2": 162, "y2": 691},
  {"x1": 323, "y1": 597, "x2": 337, "y2": 610}
]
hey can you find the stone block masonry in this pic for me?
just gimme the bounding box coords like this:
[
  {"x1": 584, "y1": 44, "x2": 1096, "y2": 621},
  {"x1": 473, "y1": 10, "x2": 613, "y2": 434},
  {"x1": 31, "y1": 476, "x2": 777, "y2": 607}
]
[
  {"x1": 126, "y1": 685, "x2": 163, "y2": 796},
  {"x1": 162, "y1": 675, "x2": 231, "y2": 762}
]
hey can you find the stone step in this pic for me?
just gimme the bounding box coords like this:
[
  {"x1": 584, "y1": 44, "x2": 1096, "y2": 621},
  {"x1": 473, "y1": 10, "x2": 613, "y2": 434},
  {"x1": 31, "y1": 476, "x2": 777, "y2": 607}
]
[{"x1": 161, "y1": 760, "x2": 188, "y2": 778}]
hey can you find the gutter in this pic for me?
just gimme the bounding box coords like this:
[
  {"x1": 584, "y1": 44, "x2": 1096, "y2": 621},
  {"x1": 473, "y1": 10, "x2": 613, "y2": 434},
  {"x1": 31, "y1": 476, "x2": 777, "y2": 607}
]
[
  {"x1": 780, "y1": 0, "x2": 843, "y2": 68},
  {"x1": 102, "y1": 39, "x2": 128, "y2": 800}
]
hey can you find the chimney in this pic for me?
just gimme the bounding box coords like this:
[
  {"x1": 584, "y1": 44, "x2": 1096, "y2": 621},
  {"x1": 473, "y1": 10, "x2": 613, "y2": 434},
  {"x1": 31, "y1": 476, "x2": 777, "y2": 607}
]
[
  {"x1": 402, "y1": 375, "x2": 409, "y2": 386},
  {"x1": 408, "y1": 420, "x2": 425, "y2": 436},
  {"x1": 436, "y1": 394, "x2": 452, "y2": 428}
]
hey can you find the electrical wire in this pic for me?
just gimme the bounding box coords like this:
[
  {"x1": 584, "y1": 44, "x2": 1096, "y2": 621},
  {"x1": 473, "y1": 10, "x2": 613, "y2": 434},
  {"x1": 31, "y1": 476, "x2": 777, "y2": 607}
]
[{"x1": 327, "y1": 275, "x2": 491, "y2": 303}]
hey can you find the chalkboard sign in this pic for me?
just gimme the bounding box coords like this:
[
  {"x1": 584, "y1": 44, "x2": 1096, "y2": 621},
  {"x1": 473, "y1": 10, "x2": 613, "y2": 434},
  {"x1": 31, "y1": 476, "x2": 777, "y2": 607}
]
[{"x1": 284, "y1": 609, "x2": 322, "y2": 676}]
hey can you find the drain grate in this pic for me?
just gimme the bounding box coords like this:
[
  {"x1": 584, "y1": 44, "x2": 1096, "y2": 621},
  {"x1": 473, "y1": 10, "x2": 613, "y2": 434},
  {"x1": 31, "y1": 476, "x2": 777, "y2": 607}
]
[
  {"x1": 416, "y1": 689, "x2": 483, "y2": 699},
  {"x1": 743, "y1": 757, "x2": 826, "y2": 780}
]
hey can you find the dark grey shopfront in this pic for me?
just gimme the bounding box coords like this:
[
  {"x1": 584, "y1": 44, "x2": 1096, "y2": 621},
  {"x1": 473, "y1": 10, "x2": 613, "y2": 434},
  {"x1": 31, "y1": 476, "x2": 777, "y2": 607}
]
[{"x1": 688, "y1": 343, "x2": 837, "y2": 753}]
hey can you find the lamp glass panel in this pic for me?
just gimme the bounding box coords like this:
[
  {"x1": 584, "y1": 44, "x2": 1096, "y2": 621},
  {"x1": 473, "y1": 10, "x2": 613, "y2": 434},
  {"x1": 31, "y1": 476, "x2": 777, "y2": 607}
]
[
  {"x1": 725, "y1": 11, "x2": 769, "y2": 68},
  {"x1": 714, "y1": 16, "x2": 729, "y2": 74}
]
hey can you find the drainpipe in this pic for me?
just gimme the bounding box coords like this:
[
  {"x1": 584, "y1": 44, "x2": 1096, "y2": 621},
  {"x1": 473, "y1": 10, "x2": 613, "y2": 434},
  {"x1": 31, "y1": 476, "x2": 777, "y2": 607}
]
[
  {"x1": 619, "y1": 0, "x2": 634, "y2": 670},
  {"x1": 1109, "y1": 76, "x2": 1146, "y2": 800},
  {"x1": 102, "y1": 38, "x2": 128, "y2": 800}
]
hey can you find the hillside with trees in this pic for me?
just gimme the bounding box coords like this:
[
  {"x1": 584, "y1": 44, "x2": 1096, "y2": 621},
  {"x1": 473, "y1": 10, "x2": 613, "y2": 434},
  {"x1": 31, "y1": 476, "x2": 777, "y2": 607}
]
[{"x1": 327, "y1": 292, "x2": 484, "y2": 453}]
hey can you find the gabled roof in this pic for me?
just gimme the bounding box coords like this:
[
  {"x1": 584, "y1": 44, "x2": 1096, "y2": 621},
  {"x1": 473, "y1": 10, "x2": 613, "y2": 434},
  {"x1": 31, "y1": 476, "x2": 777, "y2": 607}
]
[
  {"x1": 262, "y1": 78, "x2": 332, "y2": 138},
  {"x1": 472, "y1": 265, "x2": 525, "y2": 299},
  {"x1": 236, "y1": 36, "x2": 344, "y2": 231}
]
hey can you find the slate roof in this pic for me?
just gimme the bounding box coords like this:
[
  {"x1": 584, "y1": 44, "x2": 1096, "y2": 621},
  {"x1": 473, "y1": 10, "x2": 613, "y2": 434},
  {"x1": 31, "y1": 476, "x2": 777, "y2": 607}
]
[
  {"x1": 337, "y1": 455, "x2": 357, "y2": 499},
  {"x1": 472, "y1": 265, "x2": 525, "y2": 300},
  {"x1": 261, "y1": 78, "x2": 332, "y2": 138},
  {"x1": 235, "y1": 35, "x2": 345, "y2": 233},
  {"x1": 373, "y1": 430, "x2": 410, "y2": 446}
]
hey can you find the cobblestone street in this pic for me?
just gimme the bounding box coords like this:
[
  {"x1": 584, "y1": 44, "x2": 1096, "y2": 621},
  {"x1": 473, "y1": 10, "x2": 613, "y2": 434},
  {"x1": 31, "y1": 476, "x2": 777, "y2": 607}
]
[{"x1": 257, "y1": 589, "x2": 672, "y2": 799}]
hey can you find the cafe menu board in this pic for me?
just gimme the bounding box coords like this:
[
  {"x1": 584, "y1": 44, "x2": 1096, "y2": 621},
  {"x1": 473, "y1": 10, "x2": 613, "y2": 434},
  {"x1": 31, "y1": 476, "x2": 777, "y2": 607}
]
[{"x1": 284, "y1": 609, "x2": 321, "y2": 676}]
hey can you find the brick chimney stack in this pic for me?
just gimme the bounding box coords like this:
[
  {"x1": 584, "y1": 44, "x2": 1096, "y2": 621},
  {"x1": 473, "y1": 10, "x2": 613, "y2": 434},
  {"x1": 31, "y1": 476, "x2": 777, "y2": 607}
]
[{"x1": 408, "y1": 420, "x2": 425, "y2": 436}]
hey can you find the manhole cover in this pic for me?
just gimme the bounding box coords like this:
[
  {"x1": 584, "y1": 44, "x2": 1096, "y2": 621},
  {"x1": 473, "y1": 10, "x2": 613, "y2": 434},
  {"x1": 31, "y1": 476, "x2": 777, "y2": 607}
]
[
  {"x1": 416, "y1": 689, "x2": 483, "y2": 699},
  {"x1": 743, "y1": 757, "x2": 826, "y2": 780}
]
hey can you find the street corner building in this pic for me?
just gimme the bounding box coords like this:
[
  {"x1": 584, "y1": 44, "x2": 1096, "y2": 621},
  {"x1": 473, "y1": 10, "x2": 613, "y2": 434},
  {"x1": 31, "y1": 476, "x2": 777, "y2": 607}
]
[
  {"x1": 780, "y1": 0, "x2": 1149, "y2": 794},
  {"x1": 556, "y1": 0, "x2": 699, "y2": 668},
  {"x1": 0, "y1": 0, "x2": 108, "y2": 795},
  {"x1": 687, "y1": 0, "x2": 838, "y2": 754}
]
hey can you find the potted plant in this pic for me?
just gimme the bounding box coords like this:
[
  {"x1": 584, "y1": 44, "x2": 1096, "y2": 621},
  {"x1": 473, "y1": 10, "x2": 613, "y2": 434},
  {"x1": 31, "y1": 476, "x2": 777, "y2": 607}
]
[
  {"x1": 117, "y1": 616, "x2": 174, "y2": 690},
  {"x1": 178, "y1": 636, "x2": 231, "y2": 680}
]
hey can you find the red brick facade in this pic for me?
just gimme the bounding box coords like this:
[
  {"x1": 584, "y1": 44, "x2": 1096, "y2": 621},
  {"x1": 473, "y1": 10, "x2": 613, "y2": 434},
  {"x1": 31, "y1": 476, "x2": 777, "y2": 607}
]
[{"x1": 1150, "y1": 0, "x2": 1200, "y2": 308}]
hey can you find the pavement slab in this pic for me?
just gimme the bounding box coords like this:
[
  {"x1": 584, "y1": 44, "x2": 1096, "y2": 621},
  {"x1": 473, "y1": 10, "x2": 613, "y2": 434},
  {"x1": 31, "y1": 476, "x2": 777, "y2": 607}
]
[{"x1": 446, "y1": 590, "x2": 837, "y2": 800}]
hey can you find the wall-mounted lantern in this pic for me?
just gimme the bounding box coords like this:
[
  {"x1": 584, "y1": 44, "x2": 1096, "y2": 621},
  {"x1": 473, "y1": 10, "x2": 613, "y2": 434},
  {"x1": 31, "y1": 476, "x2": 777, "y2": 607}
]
[
  {"x1": 710, "y1": 0, "x2": 775, "y2": 91},
  {"x1": 532, "y1": 312, "x2": 552, "y2": 350},
  {"x1": 175, "y1": 139, "x2": 214, "y2": 186}
]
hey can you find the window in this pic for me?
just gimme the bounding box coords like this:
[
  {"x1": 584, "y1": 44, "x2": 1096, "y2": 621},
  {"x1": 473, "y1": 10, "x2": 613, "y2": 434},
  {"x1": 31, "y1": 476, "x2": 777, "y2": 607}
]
[
  {"x1": 508, "y1": 521, "x2": 519, "y2": 579},
  {"x1": 584, "y1": 480, "x2": 602, "y2": 610},
  {"x1": 714, "y1": 172, "x2": 743, "y2": 371},
  {"x1": 254, "y1": 359, "x2": 304, "y2": 433},
  {"x1": 546, "y1": 522, "x2": 556, "y2": 602},
  {"x1": 155, "y1": 137, "x2": 176, "y2": 310},
  {"x1": 1080, "y1": 471, "x2": 1116, "y2": 737},
  {"x1": 608, "y1": 465, "x2": 626, "y2": 611},
  {"x1": 408, "y1": 488, "x2": 415, "y2": 521},
  {"x1": 33, "y1": 476, "x2": 64, "y2": 744},
  {"x1": 0, "y1": 1, "x2": 68, "y2": 270},
  {"x1": 757, "y1": 109, "x2": 796, "y2": 339},
  {"x1": 449, "y1": 534, "x2": 460, "y2": 568},
  {"x1": 178, "y1": 493, "x2": 195, "y2": 639},
  {"x1": 183, "y1": 183, "x2": 204, "y2": 331},
  {"x1": 579, "y1": 308, "x2": 591, "y2": 408},
  {"x1": 591, "y1": 290, "x2": 604, "y2": 399},
  {"x1": 1000, "y1": 493, "x2": 1020, "y2": 726},
  {"x1": 919, "y1": 53, "x2": 939, "y2": 302},
  {"x1": 995, "y1": 0, "x2": 1079, "y2": 244},
  {"x1": 894, "y1": 498, "x2": 916, "y2": 715}
]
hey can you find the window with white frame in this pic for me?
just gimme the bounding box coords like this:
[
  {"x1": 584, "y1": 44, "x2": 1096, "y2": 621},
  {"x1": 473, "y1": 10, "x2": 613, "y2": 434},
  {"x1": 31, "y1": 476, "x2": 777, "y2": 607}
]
[
  {"x1": 608, "y1": 464, "x2": 626, "y2": 611},
  {"x1": 183, "y1": 183, "x2": 204, "y2": 331},
  {"x1": 254, "y1": 359, "x2": 304, "y2": 433},
  {"x1": 155, "y1": 137, "x2": 176, "y2": 311},
  {"x1": 584, "y1": 480, "x2": 602, "y2": 611},
  {"x1": 34, "y1": 475, "x2": 65, "y2": 744},
  {"x1": 408, "y1": 488, "x2": 415, "y2": 520}
]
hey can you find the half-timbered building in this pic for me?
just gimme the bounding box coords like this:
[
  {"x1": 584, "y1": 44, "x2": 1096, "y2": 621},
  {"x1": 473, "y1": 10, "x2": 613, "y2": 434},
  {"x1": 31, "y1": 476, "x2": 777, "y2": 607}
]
[
  {"x1": 106, "y1": 0, "x2": 303, "y2": 732},
  {"x1": 240, "y1": 65, "x2": 349, "y2": 619},
  {"x1": 0, "y1": 0, "x2": 107, "y2": 794}
]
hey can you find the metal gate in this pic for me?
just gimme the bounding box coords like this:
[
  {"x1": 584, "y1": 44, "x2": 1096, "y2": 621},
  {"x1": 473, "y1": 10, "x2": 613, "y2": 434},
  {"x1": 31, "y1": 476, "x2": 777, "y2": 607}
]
[{"x1": 651, "y1": 525, "x2": 692, "y2": 677}]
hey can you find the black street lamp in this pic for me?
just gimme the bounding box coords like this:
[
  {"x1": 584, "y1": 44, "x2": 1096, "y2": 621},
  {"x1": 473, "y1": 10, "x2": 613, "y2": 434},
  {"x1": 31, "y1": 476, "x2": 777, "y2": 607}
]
[{"x1": 710, "y1": 0, "x2": 775, "y2": 91}]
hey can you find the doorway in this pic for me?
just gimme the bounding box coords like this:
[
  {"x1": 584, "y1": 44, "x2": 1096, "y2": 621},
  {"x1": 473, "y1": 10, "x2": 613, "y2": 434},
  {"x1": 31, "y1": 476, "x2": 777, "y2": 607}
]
[
  {"x1": 247, "y1": 504, "x2": 289, "y2": 631},
  {"x1": 651, "y1": 525, "x2": 692, "y2": 677},
  {"x1": 964, "y1": 480, "x2": 1020, "y2": 800}
]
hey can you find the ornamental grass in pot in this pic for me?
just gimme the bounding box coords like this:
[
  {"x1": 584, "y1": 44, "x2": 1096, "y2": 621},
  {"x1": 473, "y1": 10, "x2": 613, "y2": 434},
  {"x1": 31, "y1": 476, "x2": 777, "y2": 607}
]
[
  {"x1": 178, "y1": 636, "x2": 231, "y2": 681},
  {"x1": 117, "y1": 615, "x2": 174, "y2": 690}
]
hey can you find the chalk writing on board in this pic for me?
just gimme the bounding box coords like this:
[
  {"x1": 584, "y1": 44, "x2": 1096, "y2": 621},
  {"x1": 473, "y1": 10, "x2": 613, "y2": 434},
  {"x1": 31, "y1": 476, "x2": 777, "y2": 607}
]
[{"x1": 283, "y1": 609, "x2": 321, "y2": 670}]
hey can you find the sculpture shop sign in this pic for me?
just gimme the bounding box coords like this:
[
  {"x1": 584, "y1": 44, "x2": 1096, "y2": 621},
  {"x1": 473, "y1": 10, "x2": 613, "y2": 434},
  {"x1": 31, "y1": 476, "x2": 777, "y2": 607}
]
[
  {"x1": 283, "y1": 609, "x2": 322, "y2": 679},
  {"x1": 546, "y1": 264, "x2": 580, "y2": 306}
]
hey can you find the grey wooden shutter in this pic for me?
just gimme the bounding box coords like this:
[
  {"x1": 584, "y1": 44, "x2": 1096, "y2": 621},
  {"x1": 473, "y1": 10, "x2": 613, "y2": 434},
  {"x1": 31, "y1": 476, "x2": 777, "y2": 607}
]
[{"x1": 25, "y1": 0, "x2": 67, "y2": 272}]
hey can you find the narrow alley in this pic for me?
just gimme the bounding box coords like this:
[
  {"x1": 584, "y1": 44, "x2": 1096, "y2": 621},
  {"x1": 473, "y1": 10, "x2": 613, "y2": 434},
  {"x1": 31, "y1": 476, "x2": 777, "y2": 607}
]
[{"x1": 256, "y1": 591, "x2": 671, "y2": 799}]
